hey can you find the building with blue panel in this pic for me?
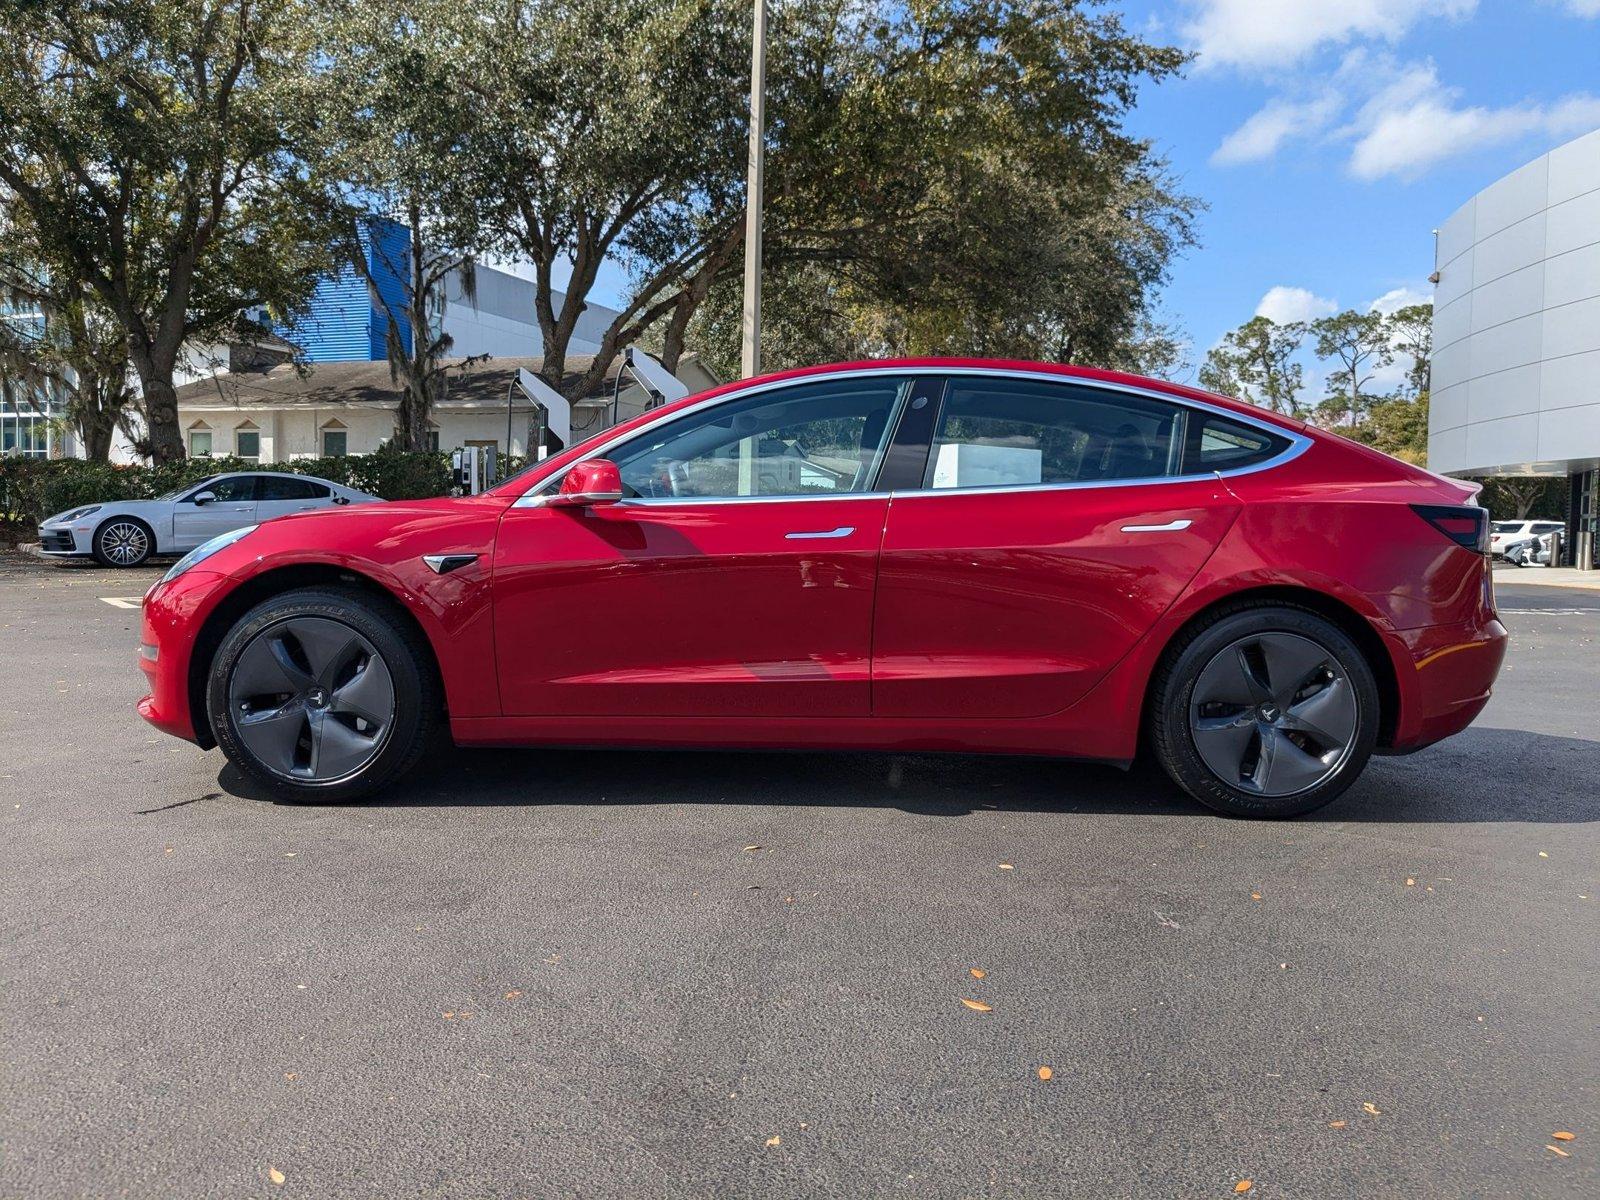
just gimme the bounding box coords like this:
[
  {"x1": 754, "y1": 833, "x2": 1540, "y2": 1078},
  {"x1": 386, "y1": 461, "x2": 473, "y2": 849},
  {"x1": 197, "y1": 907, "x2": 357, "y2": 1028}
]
[{"x1": 278, "y1": 217, "x2": 414, "y2": 363}]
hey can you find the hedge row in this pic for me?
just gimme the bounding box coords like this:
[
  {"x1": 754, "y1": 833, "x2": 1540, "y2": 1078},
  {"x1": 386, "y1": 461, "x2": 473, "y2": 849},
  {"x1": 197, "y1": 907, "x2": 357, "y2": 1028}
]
[{"x1": 0, "y1": 448, "x2": 525, "y2": 525}]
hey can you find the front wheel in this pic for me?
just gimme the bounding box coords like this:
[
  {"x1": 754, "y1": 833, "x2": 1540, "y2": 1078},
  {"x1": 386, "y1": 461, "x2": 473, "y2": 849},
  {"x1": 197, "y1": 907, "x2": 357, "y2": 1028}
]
[
  {"x1": 93, "y1": 518, "x2": 153, "y2": 567},
  {"x1": 1150, "y1": 604, "x2": 1379, "y2": 817},
  {"x1": 207, "y1": 587, "x2": 439, "y2": 802}
]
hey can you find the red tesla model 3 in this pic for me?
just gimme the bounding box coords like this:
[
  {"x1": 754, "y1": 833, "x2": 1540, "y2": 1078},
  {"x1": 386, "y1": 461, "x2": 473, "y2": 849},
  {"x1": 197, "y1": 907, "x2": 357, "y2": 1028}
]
[{"x1": 136, "y1": 360, "x2": 1506, "y2": 816}]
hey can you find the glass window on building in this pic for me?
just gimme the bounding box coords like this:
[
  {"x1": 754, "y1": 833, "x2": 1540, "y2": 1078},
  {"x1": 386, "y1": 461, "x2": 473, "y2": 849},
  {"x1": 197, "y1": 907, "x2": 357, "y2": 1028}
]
[
  {"x1": 236, "y1": 428, "x2": 260, "y2": 460},
  {"x1": 321, "y1": 427, "x2": 347, "y2": 457},
  {"x1": 188, "y1": 428, "x2": 213, "y2": 457}
]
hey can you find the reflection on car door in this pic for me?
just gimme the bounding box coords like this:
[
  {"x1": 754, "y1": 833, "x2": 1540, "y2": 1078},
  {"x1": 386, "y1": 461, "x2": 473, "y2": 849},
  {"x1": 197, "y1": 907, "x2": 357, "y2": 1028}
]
[
  {"x1": 171, "y1": 475, "x2": 260, "y2": 550},
  {"x1": 492, "y1": 375, "x2": 925, "y2": 718},
  {"x1": 869, "y1": 375, "x2": 1275, "y2": 719},
  {"x1": 256, "y1": 476, "x2": 333, "y2": 522}
]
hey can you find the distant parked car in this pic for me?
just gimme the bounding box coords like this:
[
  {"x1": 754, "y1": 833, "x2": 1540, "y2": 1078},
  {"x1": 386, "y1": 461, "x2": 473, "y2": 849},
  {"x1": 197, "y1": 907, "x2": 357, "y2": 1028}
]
[
  {"x1": 37, "y1": 471, "x2": 380, "y2": 568},
  {"x1": 1489, "y1": 519, "x2": 1562, "y2": 559},
  {"x1": 1504, "y1": 532, "x2": 1556, "y2": 567}
]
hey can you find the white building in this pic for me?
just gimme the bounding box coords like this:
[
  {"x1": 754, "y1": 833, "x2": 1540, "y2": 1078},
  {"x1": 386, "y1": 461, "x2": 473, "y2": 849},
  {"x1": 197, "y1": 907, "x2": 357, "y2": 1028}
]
[{"x1": 1429, "y1": 127, "x2": 1600, "y2": 568}]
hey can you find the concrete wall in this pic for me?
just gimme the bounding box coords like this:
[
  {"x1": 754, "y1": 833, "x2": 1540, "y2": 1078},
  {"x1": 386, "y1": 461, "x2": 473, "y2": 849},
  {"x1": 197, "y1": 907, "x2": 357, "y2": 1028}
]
[
  {"x1": 1429, "y1": 128, "x2": 1600, "y2": 476},
  {"x1": 181, "y1": 408, "x2": 539, "y2": 460}
]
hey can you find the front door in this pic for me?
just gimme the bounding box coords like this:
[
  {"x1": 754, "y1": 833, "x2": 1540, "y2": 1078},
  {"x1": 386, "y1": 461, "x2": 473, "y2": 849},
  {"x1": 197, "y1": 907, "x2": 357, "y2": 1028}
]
[
  {"x1": 870, "y1": 374, "x2": 1281, "y2": 719},
  {"x1": 492, "y1": 374, "x2": 919, "y2": 718},
  {"x1": 172, "y1": 474, "x2": 260, "y2": 550}
]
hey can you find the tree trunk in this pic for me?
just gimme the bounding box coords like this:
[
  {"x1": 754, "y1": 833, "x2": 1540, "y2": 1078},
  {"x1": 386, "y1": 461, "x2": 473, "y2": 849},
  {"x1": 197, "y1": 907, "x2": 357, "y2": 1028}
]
[
  {"x1": 135, "y1": 362, "x2": 185, "y2": 464},
  {"x1": 75, "y1": 377, "x2": 119, "y2": 462}
]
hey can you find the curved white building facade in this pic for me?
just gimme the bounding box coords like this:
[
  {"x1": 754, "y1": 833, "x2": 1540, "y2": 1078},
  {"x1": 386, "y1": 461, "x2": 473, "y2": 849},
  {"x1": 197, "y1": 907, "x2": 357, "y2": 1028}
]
[{"x1": 1429, "y1": 127, "x2": 1600, "y2": 566}]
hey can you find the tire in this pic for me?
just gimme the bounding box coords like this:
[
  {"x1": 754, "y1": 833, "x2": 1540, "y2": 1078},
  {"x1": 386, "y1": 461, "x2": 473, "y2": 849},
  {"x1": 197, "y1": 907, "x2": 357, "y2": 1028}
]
[
  {"x1": 1149, "y1": 603, "x2": 1379, "y2": 818},
  {"x1": 206, "y1": 587, "x2": 439, "y2": 802},
  {"x1": 92, "y1": 517, "x2": 154, "y2": 568}
]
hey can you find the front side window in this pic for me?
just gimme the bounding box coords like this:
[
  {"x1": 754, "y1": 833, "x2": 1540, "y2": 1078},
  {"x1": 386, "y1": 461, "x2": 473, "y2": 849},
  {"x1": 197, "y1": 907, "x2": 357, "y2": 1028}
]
[
  {"x1": 194, "y1": 475, "x2": 256, "y2": 503},
  {"x1": 607, "y1": 376, "x2": 912, "y2": 500},
  {"x1": 926, "y1": 378, "x2": 1181, "y2": 490}
]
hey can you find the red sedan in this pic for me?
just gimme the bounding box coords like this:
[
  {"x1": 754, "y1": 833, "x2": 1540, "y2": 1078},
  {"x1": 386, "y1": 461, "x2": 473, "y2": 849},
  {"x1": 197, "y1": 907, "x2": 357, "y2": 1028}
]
[{"x1": 137, "y1": 360, "x2": 1506, "y2": 817}]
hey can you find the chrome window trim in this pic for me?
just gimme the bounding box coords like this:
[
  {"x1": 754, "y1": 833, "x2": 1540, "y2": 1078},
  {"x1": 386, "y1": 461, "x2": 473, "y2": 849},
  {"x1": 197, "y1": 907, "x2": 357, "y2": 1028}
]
[{"x1": 511, "y1": 366, "x2": 1314, "y2": 509}]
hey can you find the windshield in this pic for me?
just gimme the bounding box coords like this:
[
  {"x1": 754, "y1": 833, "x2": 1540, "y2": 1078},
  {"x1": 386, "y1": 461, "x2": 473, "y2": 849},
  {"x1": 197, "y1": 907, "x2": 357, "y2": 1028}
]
[{"x1": 156, "y1": 475, "x2": 218, "y2": 501}]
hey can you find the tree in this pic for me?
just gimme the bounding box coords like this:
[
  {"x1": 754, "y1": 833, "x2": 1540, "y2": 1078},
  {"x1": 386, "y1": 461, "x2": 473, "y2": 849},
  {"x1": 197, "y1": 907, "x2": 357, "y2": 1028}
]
[
  {"x1": 311, "y1": 0, "x2": 488, "y2": 450},
  {"x1": 0, "y1": 259, "x2": 135, "y2": 461},
  {"x1": 0, "y1": 1, "x2": 337, "y2": 462},
  {"x1": 1311, "y1": 309, "x2": 1393, "y2": 427},
  {"x1": 1199, "y1": 316, "x2": 1307, "y2": 416},
  {"x1": 464, "y1": 0, "x2": 1194, "y2": 399},
  {"x1": 1341, "y1": 393, "x2": 1429, "y2": 465},
  {"x1": 1478, "y1": 475, "x2": 1567, "y2": 521},
  {"x1": 1385, "y1": 301, "x2": 1432, "y2": 399}
]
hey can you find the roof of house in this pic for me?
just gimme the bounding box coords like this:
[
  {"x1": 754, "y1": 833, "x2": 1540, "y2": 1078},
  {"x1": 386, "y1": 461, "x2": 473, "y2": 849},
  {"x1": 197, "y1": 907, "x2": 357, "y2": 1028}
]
[{"x1": 174, "y1": 355, "x2": 710, "y2": 412}]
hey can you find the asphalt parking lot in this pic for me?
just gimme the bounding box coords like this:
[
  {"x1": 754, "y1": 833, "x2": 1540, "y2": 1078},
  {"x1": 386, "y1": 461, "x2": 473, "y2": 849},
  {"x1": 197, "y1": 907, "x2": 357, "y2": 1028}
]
[{"x1": 2, "y1": 551, "x2": 1595, "y2": 1199}]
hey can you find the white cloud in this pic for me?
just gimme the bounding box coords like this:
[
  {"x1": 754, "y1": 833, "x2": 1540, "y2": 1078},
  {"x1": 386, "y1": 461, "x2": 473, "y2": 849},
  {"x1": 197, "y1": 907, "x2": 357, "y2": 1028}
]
[
  {"x1": 1347, "y1": 63, "x2": 1600, "y2": 179},
  {"x1": 1211, "y1": 94, "x2": 1342, "y2": 165},
  {"x1": 1560, "y1": 1, "x2": 1600, "y2": 16},
  {"x1": 1182, "y1": 0, "x2": 1476, "y2": 72},
  {"x1": 1368, "y1": 285, "x2": 1431, "y2": 314},
  {"x1": 1256, "y1": 285, "x2": 1339, "y2": 323}
]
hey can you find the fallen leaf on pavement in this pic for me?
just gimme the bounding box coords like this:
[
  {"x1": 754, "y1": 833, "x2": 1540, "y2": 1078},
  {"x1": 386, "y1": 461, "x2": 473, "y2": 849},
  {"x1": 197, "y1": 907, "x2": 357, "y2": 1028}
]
[
  {"x1": 1547, "y1": 1145, "x2": 1569, "y2": 1157},
  {"x1": 1328, "y1": 1121, "x2": 1346, "y2": 1129},
  {"x1": 1250, "y1": 893, "x2": 1261, "y2": 901},
  {"x1": 283, "y1": 1072, "x2": 298, "y2": 1081},
  {"x1": 269, "y1": 1167, "x2": 286, "y2": 1185},
  {"x1": 1539, "y1": 851, "x2": 1549, "y2": 858},
  {"x1": 765, "y1": 1136, "x2": 781, "y2": 1147},
  {"x1": 1038, "y1": 1066, "x2": 1053, "y2": 1080},
  {"x1": 1552, "y1": 1132, "x2": 1576, "y2": 1141},
  {"x1": 1405, "y1": 878, "x2": 1415, "y2": 886},
  {"x1": 970, "y1": 968, "x2": 986, "y2": 979},
  {"x1": 504, "y1": 990, "x2": 522, "y2": 1000},
  {"x1": 1363, "y1": 1103, "x2": 1382, "y2": 1116},
  {"x1": 1234, "y1": 1182, "x2": 1252, "y2": 1193},
  {"x1": 998, "y1": 863, "x2": 1014, "y2": 870},
  {"x1": 744, "y1": 845, "x2": 762, "y2": 852},
  {"x1": 960, "y1": 998, "x2": 992, "y2": 1012},
  {"x1": 442, "y1": 1011, "x2": 455, "y2": 1020}
]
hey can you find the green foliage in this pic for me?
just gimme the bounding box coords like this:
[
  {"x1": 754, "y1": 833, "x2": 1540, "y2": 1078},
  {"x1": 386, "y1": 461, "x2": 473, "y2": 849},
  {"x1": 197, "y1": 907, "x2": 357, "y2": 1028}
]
[
  {"x1": 1199, "y1": 317, "x2": 1306, "y2": 416},
  {"x1": 1477, "y1": 475, "x2": 1568, "y2": 521},
  {"x1": 0, "y1": 452, "x2": 454, "y2": 525},
  {"x1": 1336, "y1": 394, "x2": 1430, "y2": 465}
]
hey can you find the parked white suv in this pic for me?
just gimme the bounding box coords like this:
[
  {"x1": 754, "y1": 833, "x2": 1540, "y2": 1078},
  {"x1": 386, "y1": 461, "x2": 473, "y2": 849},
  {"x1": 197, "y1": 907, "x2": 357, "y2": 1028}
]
[{"x1": 1490, "y1": 519, "x2": 1563, "y2": 559}]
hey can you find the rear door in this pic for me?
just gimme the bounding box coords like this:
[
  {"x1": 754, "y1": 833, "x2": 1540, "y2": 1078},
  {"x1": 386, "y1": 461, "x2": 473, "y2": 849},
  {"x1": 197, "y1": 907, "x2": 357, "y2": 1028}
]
[
  {"x1": 171, "y1": 474, "x2": 260, "y2": 549},
  {"x1": 869, "y1": 374, "x2": 1288, "y2": 719},
  {"x1": 257, "y1": 476, "x2": 334, "y2": 522}
]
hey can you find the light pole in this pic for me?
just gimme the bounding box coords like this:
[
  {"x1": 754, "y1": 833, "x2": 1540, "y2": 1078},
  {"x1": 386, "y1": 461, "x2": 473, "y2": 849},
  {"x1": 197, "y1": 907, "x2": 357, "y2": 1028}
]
[{"x1": 740, "y1": 0, "x2": 767, "y2": 379}]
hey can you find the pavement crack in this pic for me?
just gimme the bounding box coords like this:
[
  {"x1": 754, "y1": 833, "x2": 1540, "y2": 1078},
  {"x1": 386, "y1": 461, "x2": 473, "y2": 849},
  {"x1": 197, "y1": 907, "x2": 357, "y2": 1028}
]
[{"x1": 134, "y1": 791, "x2": 222, "y2": 815}]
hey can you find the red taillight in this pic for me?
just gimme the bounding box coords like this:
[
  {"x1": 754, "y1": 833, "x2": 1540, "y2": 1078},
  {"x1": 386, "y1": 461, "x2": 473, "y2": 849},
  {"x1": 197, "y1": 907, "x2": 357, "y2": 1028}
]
[{"x1": 1412, "y1": 504, "x2": 1489, "y2": 553}]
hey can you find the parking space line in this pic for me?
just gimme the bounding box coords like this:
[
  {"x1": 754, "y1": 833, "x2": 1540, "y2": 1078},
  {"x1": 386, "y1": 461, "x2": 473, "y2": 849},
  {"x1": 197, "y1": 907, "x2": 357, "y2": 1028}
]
[{"x1": 99, "y1": 597, "x2": 144, "y2": 609}]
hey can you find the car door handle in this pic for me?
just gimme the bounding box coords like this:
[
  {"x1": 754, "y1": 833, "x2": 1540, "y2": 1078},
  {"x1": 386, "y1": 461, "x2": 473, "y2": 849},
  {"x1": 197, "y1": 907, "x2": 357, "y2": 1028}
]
[
  {"x1": 1121, "y1": 519, "x2": 1192, "y2": 533},
  {"x1": 785, "y1": 526, "x2": 855, "y2": 540}
]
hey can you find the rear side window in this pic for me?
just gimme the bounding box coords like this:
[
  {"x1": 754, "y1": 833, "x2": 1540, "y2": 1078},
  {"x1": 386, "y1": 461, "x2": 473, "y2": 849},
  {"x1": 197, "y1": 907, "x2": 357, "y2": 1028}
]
[
  {"x1": 259, "y1": 477, "x2": 328, "y2": 501},
  {"x1": 925, "y1": 378, "x2": 1182, "y2": 489},
  {"x1": 1183, "y1": 413, "x2": 1290, "y2": 474}
]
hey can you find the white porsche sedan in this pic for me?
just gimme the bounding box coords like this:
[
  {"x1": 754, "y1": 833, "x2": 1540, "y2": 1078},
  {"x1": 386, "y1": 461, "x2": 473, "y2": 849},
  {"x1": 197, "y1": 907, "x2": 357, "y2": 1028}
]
[{"x1": 37, "y1": 471, "x2": 380, "y2": 568}]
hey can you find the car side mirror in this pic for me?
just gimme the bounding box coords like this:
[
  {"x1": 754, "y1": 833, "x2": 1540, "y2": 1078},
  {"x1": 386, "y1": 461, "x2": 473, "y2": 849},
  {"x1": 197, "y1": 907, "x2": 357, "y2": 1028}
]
[
  {"x1": 549, "y1": 459, "x2": 624, "y2": 507},
  {"x1": 191, "y1": 490, "x2": 216, "y2": 506}
]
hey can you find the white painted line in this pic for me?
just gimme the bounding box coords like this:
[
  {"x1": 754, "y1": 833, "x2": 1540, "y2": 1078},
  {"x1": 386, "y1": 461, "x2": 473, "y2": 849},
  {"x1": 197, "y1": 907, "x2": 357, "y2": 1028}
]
[{"x1": 99, "y1": 597, "x2": 144, "y2": 609}]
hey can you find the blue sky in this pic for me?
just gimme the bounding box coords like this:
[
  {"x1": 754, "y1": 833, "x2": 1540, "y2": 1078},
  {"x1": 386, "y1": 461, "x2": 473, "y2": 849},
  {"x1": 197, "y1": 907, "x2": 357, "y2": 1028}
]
[{"x1": 1118, "y1": 0, "x2": 1600, "y2": 382}]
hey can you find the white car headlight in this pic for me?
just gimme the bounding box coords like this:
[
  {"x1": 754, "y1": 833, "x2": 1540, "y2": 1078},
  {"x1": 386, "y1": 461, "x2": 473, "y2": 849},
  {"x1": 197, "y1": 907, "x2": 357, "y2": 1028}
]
[
  {"x1": 48, "y1": 505, "x2": 102, "y2": 524},
  {"x1": 161, "y1": 524, "x2": 258, "y2": 584}
]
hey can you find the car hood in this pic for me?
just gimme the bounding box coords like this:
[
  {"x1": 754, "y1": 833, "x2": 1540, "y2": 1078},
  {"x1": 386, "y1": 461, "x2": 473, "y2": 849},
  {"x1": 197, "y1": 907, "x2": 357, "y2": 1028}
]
[{"x1": 41, "y1": 500, "x2": 172, "y2": 525}]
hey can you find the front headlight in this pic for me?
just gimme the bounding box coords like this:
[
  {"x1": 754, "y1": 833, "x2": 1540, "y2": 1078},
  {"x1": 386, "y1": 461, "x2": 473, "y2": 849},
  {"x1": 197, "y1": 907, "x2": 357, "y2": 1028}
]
[
  {"x1": 161, "y1": 524, "x2": 258, "y2": 584},
  {"x1": 46, "y1": 505, "x2": 102, "y2": 525}
]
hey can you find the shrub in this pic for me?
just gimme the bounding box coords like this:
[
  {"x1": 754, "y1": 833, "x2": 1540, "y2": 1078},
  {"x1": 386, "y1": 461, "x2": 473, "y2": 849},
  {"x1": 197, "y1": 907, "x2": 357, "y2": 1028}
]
[{"x1": 0, "y1": 451, "x2": 458, "y2": 525}]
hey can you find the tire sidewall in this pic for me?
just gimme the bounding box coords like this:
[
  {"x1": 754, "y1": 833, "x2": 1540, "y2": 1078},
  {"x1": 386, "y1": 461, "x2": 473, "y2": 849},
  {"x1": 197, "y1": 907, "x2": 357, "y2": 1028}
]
[
  {"x1": 207, "y1": 589, "x2": 427, "y2": 803},
  {"x1": 1155, "y1": 606, "x2": 1380, "y2": 818},
  {"x1": 93, "y1": 517, "x2": 153, "y2": 568}
]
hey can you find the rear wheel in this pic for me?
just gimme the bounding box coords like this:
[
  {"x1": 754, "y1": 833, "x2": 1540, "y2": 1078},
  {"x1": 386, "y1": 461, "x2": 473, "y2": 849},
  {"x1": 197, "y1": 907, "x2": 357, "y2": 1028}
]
[
  {"x1": 1150, "y1": 604, "x2": 1378, "y2": 817},
  {"x1": 207, "y1": 587, "x2": 438, "y2": 802},
  {"x1": 92, "y1": 518, "x2": 153, "y2": 567}
]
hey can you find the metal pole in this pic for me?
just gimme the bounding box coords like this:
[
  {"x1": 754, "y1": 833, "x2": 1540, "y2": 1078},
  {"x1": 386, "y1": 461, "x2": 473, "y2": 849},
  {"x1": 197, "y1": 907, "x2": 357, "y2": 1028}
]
[{"x1": 740, "y1": 0, "x2": 767, "y2": 379}]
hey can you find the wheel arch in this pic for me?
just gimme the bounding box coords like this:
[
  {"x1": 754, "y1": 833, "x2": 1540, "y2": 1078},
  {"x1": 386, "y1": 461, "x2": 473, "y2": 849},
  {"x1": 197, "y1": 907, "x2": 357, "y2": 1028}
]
[
  {"x1": 186, "y1": 563, "x2": 446, "y2": 749},
  {"x1": 1141, "y1": 584, "x2": 1402, "y2": 749}
]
